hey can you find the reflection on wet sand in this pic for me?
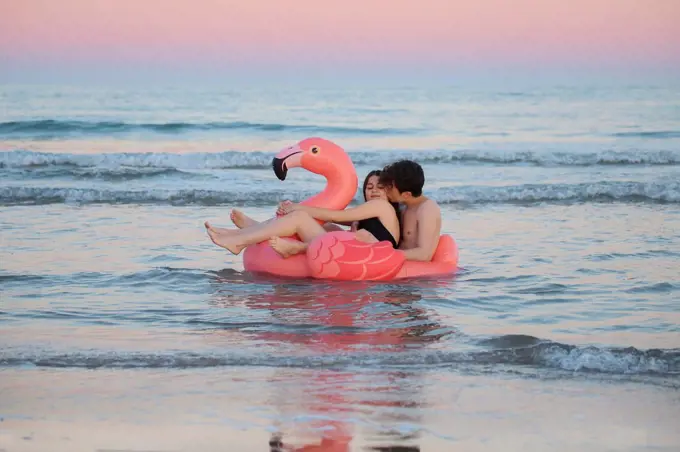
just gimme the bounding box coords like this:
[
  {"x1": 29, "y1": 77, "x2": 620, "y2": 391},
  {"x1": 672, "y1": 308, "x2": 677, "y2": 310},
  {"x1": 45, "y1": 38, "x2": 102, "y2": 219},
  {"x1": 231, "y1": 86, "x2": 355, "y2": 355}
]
[{"x1": 208, "y1": 271, "x2": 454, "y2": 451}]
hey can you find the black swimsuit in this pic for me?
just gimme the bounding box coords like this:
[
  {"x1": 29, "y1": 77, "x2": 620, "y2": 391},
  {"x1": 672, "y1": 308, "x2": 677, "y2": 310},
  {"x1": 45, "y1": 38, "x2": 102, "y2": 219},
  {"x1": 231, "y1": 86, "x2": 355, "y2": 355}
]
[{"x1": 357, "y1": 217, "x2": 398, "y2": 249}]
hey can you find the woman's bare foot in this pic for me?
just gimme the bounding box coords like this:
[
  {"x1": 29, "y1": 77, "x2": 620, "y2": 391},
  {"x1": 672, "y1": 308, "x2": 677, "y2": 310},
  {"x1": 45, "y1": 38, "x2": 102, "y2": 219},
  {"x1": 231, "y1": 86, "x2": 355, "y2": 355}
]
[
  {"x1": 269, "y1": 236, "x2": 306, "y2": 258},
  {"x1": 230, "y1": 209, "x2": 257, "y2": 229},
  {"x1": 355, "y1": 229, "x2": 379, "y2": 244},
  {"x1": 204, "y1": 221, "x2": 238, "y2": 235},
  {"x1": 205, "y1": 222, "x2": 245, "y2": 255}
]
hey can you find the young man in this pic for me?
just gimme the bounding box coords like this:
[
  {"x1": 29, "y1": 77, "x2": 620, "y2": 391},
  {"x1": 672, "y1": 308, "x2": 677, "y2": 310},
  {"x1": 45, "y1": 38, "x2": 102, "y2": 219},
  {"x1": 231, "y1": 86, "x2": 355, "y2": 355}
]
[{"x1": 379, "y1": 159, "x2": 442, "y2": 262}]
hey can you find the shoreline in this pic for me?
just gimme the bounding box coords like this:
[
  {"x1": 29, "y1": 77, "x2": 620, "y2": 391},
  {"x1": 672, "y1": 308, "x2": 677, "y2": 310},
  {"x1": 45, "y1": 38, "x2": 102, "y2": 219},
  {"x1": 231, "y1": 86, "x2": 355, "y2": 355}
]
[{"x1": 1, "y1": 367, "x2": 678, "y2": 452}]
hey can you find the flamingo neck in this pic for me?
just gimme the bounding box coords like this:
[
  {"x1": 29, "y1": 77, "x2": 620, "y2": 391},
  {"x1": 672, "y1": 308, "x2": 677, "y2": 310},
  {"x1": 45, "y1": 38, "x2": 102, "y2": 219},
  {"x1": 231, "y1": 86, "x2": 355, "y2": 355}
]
[{"x1": 301, "y1": 165, "x2": 358, "y2": 210}]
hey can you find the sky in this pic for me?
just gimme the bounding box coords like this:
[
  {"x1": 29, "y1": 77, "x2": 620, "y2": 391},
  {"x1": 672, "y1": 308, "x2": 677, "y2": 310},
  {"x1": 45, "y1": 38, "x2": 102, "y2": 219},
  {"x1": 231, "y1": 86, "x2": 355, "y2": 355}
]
[{"x1": 1, "y1": 0, "x2": 679, "y2": 85}]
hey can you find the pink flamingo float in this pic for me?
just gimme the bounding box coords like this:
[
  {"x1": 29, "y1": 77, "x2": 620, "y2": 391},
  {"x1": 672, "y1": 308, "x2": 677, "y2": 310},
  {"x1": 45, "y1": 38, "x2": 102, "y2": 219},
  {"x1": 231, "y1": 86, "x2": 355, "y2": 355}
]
[{"x1": 242, "y1": 137, "x2": 459, "y2": 280}]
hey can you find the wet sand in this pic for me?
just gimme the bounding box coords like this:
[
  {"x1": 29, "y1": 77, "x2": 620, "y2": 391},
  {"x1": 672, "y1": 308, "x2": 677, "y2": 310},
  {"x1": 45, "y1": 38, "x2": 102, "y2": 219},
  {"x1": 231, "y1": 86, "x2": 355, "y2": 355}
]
[{"x1": 1, "y1": 367, "x2": 678, "y2": 452}]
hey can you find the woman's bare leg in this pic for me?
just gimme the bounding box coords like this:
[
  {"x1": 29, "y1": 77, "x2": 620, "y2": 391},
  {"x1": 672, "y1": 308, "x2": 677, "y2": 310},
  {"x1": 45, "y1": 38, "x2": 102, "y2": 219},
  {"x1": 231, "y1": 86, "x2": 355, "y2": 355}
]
[
  {"x1": 267, "y1": 223, "x2": 344, "y2": 258},
  {"x1": 205, "y1": 210, "x2": 326, "y2": 255}
]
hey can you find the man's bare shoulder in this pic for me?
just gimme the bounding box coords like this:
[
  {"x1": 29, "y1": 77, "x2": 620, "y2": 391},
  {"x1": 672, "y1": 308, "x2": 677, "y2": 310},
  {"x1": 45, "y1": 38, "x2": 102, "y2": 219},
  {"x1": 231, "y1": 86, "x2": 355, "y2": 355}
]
[{"x1": 416, "y1": 197, "x2": 441, "y2": 218}]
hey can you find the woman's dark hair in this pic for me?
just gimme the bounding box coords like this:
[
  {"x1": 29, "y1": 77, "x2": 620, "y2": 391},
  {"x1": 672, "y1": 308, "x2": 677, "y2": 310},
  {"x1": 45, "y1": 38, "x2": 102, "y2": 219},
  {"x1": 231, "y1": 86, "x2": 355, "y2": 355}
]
[{"x1": 362, "y1": 170, "x2": 402, "y2": 246}]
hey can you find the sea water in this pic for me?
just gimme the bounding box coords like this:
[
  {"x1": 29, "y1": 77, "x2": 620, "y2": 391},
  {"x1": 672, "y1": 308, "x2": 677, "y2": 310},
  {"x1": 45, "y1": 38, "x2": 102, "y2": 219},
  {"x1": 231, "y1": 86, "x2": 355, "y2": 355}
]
[{"x1": 1, "y1": 83, "x2": 679, "y2": 451}]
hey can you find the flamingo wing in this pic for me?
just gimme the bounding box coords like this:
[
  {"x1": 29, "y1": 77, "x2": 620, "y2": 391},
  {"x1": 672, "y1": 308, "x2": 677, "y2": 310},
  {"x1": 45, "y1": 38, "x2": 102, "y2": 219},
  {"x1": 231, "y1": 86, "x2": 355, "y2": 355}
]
[{"x1": 306, "y1": 231, "x2": 405, "y2": 281}]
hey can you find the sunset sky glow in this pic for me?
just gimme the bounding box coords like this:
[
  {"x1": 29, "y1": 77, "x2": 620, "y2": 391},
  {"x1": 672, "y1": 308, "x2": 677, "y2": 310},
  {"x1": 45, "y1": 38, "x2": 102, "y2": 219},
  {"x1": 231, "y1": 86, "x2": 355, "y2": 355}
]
[{"x1": 1, "y1": 0, "x2": 678, "y2": 84}]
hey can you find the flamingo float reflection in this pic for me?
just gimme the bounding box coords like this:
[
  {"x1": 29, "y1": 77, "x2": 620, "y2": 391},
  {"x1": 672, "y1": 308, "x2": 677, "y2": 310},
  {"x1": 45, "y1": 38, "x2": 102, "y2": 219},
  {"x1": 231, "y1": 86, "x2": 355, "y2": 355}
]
[{"x1": 207, "y1": 272, "x2": 455, "y2": 451}]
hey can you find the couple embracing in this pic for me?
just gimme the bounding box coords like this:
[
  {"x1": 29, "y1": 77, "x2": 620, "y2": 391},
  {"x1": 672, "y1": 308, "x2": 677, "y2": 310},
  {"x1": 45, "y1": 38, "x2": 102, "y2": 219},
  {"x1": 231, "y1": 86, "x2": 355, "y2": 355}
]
[{"x1": 205, "y1": 159, "x2": 442, "y2": 264}]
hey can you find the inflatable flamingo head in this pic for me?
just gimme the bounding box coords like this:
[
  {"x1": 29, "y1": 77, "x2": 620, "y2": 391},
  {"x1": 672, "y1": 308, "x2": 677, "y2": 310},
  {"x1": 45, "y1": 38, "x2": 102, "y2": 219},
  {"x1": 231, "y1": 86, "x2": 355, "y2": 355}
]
[{"x1": 272, "y1": 137, "x2": 355, "y2": 181}]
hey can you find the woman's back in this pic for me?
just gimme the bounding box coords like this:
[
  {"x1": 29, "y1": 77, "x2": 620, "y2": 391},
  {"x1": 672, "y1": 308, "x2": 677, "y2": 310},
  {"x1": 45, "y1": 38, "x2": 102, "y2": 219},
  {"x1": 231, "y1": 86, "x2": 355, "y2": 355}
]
[{"x1": 356, "y1": 199, "x2": 401, "y2": 248}]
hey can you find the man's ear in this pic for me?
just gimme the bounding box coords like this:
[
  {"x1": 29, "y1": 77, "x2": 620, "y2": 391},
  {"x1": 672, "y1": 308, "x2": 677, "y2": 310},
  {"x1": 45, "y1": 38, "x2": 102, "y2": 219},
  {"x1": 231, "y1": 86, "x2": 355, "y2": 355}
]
[{"x1": 402, "y1": 191, "x2": 413, "y2": 200}]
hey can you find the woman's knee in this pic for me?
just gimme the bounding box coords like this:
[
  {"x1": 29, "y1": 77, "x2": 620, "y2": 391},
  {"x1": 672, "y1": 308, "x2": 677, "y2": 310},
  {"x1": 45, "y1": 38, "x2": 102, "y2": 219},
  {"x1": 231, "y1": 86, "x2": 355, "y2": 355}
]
[{"x1": 289, "y1": 210, "x2": 314, "y2": 222}]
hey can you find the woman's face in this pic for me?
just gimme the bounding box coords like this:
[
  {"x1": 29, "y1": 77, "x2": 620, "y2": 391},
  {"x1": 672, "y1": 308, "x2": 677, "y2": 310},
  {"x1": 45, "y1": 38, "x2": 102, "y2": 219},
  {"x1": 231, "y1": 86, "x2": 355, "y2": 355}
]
[{"x1": 364, "y1": 175, "x2": 387, "y2": 201}]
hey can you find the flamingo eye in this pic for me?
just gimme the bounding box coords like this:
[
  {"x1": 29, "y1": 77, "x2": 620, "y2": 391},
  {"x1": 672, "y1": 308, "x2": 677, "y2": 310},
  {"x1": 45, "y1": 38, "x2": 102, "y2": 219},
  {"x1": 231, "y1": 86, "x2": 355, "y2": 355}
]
[{"x1": 310, "y1": 146, "x2": 320, "y2": 154}]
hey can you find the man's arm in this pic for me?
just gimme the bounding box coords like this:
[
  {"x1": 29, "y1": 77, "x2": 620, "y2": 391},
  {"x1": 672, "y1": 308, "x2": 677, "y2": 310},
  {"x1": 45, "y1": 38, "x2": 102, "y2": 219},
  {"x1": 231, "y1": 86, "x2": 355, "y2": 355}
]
[{"x1": 400, "y1": 201, "x2": 441, "y2": 262}]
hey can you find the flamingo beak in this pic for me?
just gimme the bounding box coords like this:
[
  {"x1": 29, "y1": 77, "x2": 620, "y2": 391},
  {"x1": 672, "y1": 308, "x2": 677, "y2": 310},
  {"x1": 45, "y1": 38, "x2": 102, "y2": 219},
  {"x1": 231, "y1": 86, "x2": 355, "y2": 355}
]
[{"x1": 272, "y1": 145, "x2": 303, "y2": 181}]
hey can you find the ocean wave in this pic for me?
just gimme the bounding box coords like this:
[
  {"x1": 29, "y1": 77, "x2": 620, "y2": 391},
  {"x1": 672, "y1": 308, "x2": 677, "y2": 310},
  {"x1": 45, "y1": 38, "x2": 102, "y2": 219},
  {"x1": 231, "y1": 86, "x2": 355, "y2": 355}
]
[
  {"x1": 1, "y1": 336, "x2": 677, "y2": 377},
  {"x1": 2, "y1": 181, "x2": 677, "y2": 206},
  {"x1": 2, "y1": 149, "x2": 680, "y2": 172},
  {"x1": 612, "y1": 130, "x2": 680, "y2": 139},
  {"x1": 433, "y1": 181, "x2": 680, "y2": 205},
  {"x1": 2, "y1": 165, "x2": 199, "y2": 181},
  {"x1": 0, "y1": 186, "x2": 321, "y2": 206},
  {"x1": 0, "y1": 150, "x2": 281, "y2": 170},
  {"x1": 0, "y1": 119, "x2": 411, "y2": 138},
  {"x1": 0, "y1": 268, "x2": 210, "y2": 291}
]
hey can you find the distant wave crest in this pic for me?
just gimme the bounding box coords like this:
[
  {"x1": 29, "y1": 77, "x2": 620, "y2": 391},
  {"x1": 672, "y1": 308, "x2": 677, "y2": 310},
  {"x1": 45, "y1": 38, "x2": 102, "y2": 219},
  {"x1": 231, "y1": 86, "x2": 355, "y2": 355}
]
[
  {"x1": 3, "y1": 165, "x2": 197, "y2": 181},
  {"x1": 0, "y1": 186, "x2": 321, "y2": 206},
  {"x1": 433, "y1": 181, "x2": 680, "y2": 205},
  {"x1": 0, "y1": 119, "x2": 411, "y2": 137},
  {"x1": 612, "y1": 130, "x2": 680, "y2": 139},
  {"x1": 1, "y1": 181, "x2": 677, "y2": 206},
  {"x1": 2, "y1": 149, "x2": 680, "y2": 172}
]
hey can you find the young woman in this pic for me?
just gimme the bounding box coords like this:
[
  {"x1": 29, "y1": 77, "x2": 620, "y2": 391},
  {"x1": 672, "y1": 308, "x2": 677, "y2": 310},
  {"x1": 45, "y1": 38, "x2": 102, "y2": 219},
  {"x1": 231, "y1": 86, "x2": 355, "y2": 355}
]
[{"x1": 205, "y1": 170, "x2": 401, "y2": 257}]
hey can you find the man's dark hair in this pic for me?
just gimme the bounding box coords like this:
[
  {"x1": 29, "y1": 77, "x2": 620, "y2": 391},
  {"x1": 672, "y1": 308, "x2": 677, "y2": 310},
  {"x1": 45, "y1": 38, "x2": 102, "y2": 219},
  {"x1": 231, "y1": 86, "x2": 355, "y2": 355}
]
[{"x1": 379, "y1": 159, "x2": 424, "y2": 197}]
